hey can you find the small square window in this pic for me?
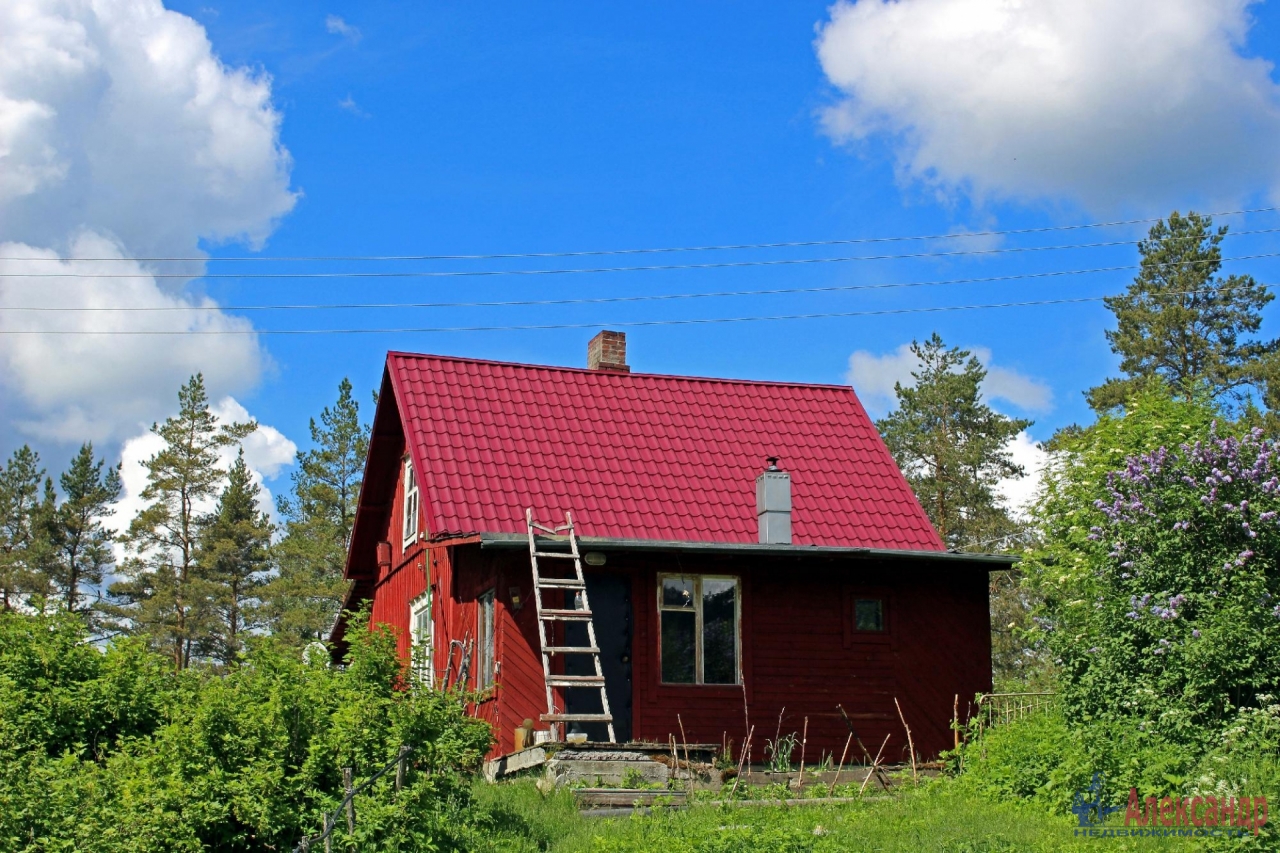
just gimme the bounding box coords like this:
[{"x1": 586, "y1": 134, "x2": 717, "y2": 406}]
[{"x1": 855, "y1": 598, "x2": 883, "y2": 632}]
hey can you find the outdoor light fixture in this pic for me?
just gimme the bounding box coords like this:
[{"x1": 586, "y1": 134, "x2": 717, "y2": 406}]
[{"x1": 583, "y1": 552, "x2": 607, "y2": 566}]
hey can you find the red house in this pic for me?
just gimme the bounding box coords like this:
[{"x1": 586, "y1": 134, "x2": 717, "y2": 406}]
[{"x1": 333, "y1": 332, "x2": 1009, "y2": 762}]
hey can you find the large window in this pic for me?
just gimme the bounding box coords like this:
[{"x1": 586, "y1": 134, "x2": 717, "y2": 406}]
[
  {"x1": 409, "y1": 590, "x2": 433, "y2": 687},
  {"x1": 658, "y1": 575, "x2": 739, "y2": 685},
  {"x1": 477, "y1": 589, "x2": 496, "y2": 690},
  {"x1": 402, "y1": 457, "x2": 420, "y2": 547}
]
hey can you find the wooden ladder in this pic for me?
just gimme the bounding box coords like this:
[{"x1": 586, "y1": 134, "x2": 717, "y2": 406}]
[{"x1": 526, "y1": 508, "x2": 616, "y2": 743}]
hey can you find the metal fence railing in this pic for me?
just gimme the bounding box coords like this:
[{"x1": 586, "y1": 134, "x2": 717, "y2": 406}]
[
  {"x1": 975, "y1": 692, "x2": 1057, "y2": 728},
  {"x1": 295, "y1": 745, "x2": 415, "y2": 853}
]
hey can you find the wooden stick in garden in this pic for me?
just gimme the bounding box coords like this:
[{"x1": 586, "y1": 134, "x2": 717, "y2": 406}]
[
  {"x1": 797, "y1": 716, "x2": 809, "y2": 792},
  {"x1": 395, "y1": 745, "x2": 408, "y2": 792},
  {"x1": 859, "y1": 733, "x2": 891, "y2": 796},
  {"x1": 830, "y1": 732, "x2": 853, "y2": 796},
  {"x1": 953, "y1": 694, "x2": 960, "y2": 752},
  {"x1": 894, "y1": 698, "x2": 918, "y2": 785},
  {"x1": 729, "y1": 724, "x2": 755, "y2": 800},
  {"x1": 678, "y1": 714, "x2": 693, "y2": 789},
  {"x1": 669, "y1": 735, "x2": 680, "y2": 790},
  {"x1": 342, "y1": 767, "x2": 355, "y2": 832}
]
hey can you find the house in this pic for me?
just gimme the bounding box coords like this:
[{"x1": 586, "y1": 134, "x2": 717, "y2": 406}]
[{"x1": 332, "y1": 331, "x2": 1011, "y2": 762}]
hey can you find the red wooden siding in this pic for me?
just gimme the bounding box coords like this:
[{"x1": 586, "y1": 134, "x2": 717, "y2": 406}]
[
  {"x1": 625, "y1": 558, "x2": 990, "y2": 761},
  {"x1": 411, "y1": 549, "x2": 992, "y2": 761}
]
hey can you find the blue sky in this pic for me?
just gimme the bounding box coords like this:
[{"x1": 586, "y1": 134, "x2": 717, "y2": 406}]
[{"x1": 6, "y1": 0, "x2": 1280, "y2": 512}]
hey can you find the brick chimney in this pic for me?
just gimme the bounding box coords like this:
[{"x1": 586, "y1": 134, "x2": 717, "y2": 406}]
[{"x1": 587, "y1": 330, "x2": 629, "y2": 373}]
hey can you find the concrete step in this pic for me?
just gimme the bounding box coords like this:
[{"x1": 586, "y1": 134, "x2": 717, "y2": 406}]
[{"x1": 573, "y1": 788, "x2": 687, "y2": 809}]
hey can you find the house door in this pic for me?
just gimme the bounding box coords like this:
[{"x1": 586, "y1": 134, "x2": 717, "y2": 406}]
[{"x1": 564, "y1": 572, "x2": 632, "y2": 743}]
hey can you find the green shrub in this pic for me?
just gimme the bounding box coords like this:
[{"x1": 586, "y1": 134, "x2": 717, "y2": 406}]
[{"x1": 0, "y1": 609, "x2": 493, "y2": 853}]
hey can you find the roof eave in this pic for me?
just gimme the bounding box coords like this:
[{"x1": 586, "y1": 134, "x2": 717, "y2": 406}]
[{"x1": 476, "y1": 532, "x2": 1017, "y2": 567}]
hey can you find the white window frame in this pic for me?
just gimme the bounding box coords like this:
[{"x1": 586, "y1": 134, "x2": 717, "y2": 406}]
[
  {"x1": 657, "y1": 574, "x2": 741, "y2": 685},
  {"x1": 402, "y1": 456, "x2": 420, "y2": 547},
  {"x1": 409, "y1": 589, "x2": 434, "y2": 687},
  {"x1": 477, "y1": 589, "x2": 496, "y2": 690}
]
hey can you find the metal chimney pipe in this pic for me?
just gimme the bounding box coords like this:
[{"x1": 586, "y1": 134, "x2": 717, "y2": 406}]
[{"x1": 756, "y1": 457, "x2": 792, "y2": 544}]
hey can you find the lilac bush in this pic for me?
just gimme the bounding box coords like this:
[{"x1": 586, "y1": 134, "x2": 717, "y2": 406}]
[{"x1": 1045, "y1": 423, "x2": 1280, "y2": 742}]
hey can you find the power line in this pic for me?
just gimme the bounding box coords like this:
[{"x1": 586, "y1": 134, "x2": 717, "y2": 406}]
[
  {"x1": 8, "y1": 228, "x2": 1280, "y2": 280},
  {"x1": 5, "y1": 252, "x2": 1279, "y2": 313},
  {"x1": 4, "y1": 206, "x2": 1276, "y2": 263},
  {"x1": 1, "y1": 285, "x2": 1264, "y2": 336}
]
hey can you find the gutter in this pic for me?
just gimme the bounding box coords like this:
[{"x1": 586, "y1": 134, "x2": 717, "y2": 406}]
[{"x1": 476, "y1": 532, "x2": 1016, "y2": 567}]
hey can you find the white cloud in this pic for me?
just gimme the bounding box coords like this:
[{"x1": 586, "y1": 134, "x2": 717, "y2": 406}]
[
  {"x1": 325, "y1": 14, "x2": 361, "y2": 43},
  {"x1": 814, "y1": 0, "x2": 1280, "y2": 209},
  {"x1": 994, "y1": 430, "x2": 1048, "y2": 520},
  {"x1": 0, "y1": 0, "x2": 297, "y2": 258},
  {"x1": 847, "y1": 341, "x2": 1053, "y2": 416},
  {"x1": 0, "y1": 233, "x2": 267, "y2": 443},
  {"x1": 108, "y1": 395, "x2": 297, "y2": 549},
  {"x1": 0, "y1": 0, "x2": 296, "y2": 445},
  {"x1": 338, "y1": 94, "x2": 368, "y2": 118}
]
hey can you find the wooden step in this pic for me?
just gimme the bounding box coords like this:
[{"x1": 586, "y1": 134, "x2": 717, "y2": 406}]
[
  {"x1": 546, "y1": 675, "x2": 606, "y2": 687},
  {"x1": 536, "y1": 578, "x2": 585, "y2": 589},
  {"x1": 533, "y1": 551, "x2": 577, "y2": 560},
  {"x1": 539, "y1": 609, "x2": 593, "y2": 621},
  {"x1": 542, "y1": 645, "x2": 600, "y2": 655},
  {"x1": 541, "y1": 713, "x2": 614, "y2": 723}
]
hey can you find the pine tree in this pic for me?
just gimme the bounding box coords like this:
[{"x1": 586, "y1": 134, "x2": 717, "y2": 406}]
[
  {"x1": 0, "y1": 446, "x2": 48, "y2": 610},
  {"x1": 198, "y1": 451, "x2": 272, "y2": 664},
  {"x1": 876, "y1": 333, "x2": 1032, "y2": 549},
  {"x1": 109, "y1": 375, "x2": 254, "y2": 669},
  {"x1": 262, "y1": 379, "x2": 367, "y2": 645},
  {"x1": 45, "y1": 444, "x2": 122, "y2": 622},
  {"x1": 1088, "y1": 210, "x2": 1278, "y2": 413}
]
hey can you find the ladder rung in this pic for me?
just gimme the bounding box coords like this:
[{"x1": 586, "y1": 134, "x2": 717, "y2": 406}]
[
  {"x1": 541, "y1": 713, "x2": 614, "y2": 723},
  {"x1": 536, "y1": 578, "x2": 585, "y2": 589},
  {"x1": 546, "y1": 675, "x2": 606, "y2": 687},
  {"x1": 533, "y1": 551, "x2": 577, "y2": 559},
  {"x1": 542, "y1": 646, "x2": 600, "y2": 655},
  {"x1": 539, "y1": 609, "x2": 593, "y2": 621}
]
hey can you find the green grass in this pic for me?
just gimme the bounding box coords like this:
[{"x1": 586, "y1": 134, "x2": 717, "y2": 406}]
[{"x1": 468, "y1": 778, "x2": 1242, "y2": 852}]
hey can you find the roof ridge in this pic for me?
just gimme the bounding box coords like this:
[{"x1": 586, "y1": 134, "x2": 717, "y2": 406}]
[{"x1": 385, "y1": 350, "x2": 857, "y2": 392}]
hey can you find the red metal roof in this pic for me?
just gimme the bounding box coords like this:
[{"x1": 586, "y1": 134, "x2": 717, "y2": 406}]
[{"x1": 386, "y1": 352, "x2": 944, "y2": 550}]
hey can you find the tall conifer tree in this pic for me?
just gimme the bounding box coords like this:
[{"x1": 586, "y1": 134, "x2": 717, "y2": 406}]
[
  {"x1": 877, "y1": 333, "x2": 1031, "y2": 549},
  {"x1": 1088, "y1": 211, "x2": 1278, "y2": 412},
  {"x1": 0, "y1": 446, "x2": 48, "y2": 610},
  {"x1": 262, "y1": 379, "x2": 367, "y2": 645},
  {"x1": 199, "y1": 451, "x2": 272, "y2": 664},
  {"x1": 46, "y1": 444, "x2": 121, "y2": 621},
  {"x1": 110, "y1": 375, "x2": 254, "y2": 669}
]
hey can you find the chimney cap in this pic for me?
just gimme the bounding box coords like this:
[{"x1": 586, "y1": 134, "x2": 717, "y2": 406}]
[{"x1": 766, "y1": 456, "x2": 781, "y2": 471}]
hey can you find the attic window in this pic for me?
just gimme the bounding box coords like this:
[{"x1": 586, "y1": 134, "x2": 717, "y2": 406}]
[
  {"x1": 402, "y1": 457, "x2": 420, "y2": 547},
  {"x1": 658, "y1": 575, "x2": 739, "y2": 685}
]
